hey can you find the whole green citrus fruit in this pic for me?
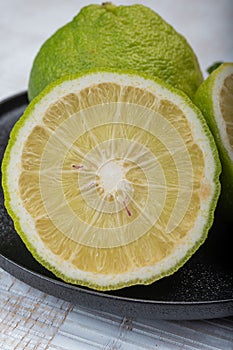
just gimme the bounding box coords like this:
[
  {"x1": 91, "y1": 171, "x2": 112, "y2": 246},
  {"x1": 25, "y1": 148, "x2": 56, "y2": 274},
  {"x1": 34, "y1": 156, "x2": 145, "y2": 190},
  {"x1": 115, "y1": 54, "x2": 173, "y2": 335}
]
[{"x1": 28, "y1": 3, "x2": 203, "y2": 101}]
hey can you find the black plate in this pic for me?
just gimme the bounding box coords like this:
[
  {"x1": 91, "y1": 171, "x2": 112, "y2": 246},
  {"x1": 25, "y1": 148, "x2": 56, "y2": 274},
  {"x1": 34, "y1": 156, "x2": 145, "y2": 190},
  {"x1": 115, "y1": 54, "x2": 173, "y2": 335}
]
[{"x1": 0, "y1": 92, "x2": 233, "y2": 320}]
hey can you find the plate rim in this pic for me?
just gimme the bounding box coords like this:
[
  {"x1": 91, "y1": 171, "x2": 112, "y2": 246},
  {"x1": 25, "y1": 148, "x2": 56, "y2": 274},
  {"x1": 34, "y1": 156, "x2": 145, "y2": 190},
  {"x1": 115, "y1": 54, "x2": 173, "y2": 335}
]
[{"x1": 1, "y1": 252, "x2": 233, "y2": 306}]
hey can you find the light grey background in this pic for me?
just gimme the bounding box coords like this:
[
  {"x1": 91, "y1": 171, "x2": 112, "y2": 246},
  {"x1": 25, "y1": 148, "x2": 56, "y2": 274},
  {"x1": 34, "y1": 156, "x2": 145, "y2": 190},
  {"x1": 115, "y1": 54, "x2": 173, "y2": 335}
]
[{"x1": 0, "y1": 0, "x2": 233, "y2": 100}]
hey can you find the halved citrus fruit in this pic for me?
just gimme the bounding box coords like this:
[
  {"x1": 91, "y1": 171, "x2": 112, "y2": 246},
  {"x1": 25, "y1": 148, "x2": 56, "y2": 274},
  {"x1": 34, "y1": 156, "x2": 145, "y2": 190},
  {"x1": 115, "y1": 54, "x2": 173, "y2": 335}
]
[
  {"x1": 2, "y1": 70, "x2": 220, "y2": 290},
  {"x1": 194, "y1": 63, "x2": 233, "y2": 219}
]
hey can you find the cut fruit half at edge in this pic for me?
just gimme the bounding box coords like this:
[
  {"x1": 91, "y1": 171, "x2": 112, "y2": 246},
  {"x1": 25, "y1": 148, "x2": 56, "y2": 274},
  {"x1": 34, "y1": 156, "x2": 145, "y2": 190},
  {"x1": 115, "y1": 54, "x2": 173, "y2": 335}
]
[
  {"x1": 194, "y1": 63, "x2": 233, "y2": 219},
  {"x1": 2, "y1": 70, "x2": 221, "y2": 291}
]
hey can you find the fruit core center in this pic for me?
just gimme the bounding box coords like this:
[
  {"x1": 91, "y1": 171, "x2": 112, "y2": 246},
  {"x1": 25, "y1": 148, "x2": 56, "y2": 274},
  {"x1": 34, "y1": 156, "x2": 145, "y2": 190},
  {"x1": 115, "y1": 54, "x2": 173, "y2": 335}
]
[{"x1": 98, "y1": 160, "x2": 125, "y2": 196}]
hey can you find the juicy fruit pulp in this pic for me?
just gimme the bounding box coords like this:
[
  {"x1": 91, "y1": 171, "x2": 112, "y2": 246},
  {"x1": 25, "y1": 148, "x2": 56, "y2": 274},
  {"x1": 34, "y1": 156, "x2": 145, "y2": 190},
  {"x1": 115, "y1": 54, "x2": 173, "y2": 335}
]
[
  {"x1": 28, "y1": 3, "x2": 203, "y2": 101},
  {"x1": 194, "y1": 63, "x2": 233, "y2": 219},
  {"x1": 2, "y1": 71, "x2": 220, "y2": 290}
]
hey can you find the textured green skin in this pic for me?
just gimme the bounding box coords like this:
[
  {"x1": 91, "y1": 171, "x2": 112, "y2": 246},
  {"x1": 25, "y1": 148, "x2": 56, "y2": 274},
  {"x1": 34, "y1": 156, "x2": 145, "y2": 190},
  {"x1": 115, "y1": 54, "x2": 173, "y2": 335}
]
[
  {"x1": 3, "y1": 69, "x2": 221, "y2": 290},
  {"x1": 194, "y1": 63, "x2": 233, "y2": 220},
  {"x1": 28, "y1": 3, "x2": 203, "y2": 101}
]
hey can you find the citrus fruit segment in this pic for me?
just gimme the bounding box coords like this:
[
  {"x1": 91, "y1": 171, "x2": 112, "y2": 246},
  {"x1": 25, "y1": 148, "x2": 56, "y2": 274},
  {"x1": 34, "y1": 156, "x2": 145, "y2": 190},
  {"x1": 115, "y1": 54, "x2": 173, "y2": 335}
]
[
  {"x1": 28, "y1": 3, "x2": 203, "y2": 101},
  {"x1": 2, "y1": 70, "x2": 220, "y2": 290},
  {"x1": 194, "y1": 62, "x2": 233, "y2": 219}
]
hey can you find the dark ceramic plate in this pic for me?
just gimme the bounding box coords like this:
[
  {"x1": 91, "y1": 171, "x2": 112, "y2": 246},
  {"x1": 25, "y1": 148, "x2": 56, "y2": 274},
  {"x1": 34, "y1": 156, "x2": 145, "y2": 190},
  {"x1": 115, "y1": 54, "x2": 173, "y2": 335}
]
[{"x1": 0, "y1": 92, "x2": 233, "y2": 320}]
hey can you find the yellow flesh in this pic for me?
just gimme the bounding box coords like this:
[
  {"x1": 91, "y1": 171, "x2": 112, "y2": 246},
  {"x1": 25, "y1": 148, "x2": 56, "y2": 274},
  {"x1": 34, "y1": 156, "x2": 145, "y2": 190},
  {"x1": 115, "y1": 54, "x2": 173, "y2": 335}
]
[{"x1": 19, "y1": 83, "x2": 205, "y2": 275}]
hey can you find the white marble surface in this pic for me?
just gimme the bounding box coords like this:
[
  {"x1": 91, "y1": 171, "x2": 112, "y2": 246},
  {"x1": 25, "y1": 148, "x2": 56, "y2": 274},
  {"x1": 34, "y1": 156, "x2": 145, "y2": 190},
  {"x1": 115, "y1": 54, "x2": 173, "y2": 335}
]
[
  {"x1": 1, "y1": 270, "x2": 233, "y2": 350},
  {"x1": 0, "y1": 1, "x2": 233, "y2": 349}
]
